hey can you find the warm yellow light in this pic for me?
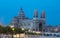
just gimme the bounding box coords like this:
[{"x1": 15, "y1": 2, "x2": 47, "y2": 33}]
[
  {"x1": 10, "y1": 25, "x2": 14, "y2": 28},
  {"x1": 20, "y1": 34, "x2": 25, "y2": 37},
  {"x1": 12, "y1": 28, "x2": 15, "y2": 31},
  {"x1": 13, "y1": 35, "x2": 16, "y2": 37},
  {"x1": 35, "y1": 31, "x2": 41, "y2": 34},
  {"x1": 21, "y1": 28, "x2": 24, "y2": 31},
  {"x1": 32, "y1": 31, "x2": 36, "y2": 33},
  {"x1": 32, "y1": 31, "x2": 41, "y2": 34},
  {"x1": 16, "y1": 34, "x2": 19, "y2": 37}
]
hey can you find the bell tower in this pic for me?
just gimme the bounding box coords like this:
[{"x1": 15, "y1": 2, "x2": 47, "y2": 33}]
[
  {"x1": 32, "y1": 9, "x2": 39, "y2": 31},
  {"x1": 40, "y1": 10, "x2": 46, "y2": 32}
]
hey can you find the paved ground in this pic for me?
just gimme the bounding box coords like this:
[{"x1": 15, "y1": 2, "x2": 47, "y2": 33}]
[
  {"x1": 28, "y1": 36, "x2": 60, "y2": 38},
  {"x1": 0, "y1": 34, "x2": 60, "y2": 38}
]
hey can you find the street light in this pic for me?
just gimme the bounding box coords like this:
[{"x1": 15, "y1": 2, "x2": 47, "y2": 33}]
[
  {"x1": 21, "y1": 28, "x2": 24, "y2": 31},
  {"x1": 10, "y1": 25, "x2": 15, "y2": 38},
  {"x1": 20, "y1": 34, "x2": 25, "y2": 36},
  {"x1": 12, "y1": 28, "x2": 15, "y2": 38},
  {"x1": 20, "y1": 34, "x2": 25, "y2": 38},
  {"x1": 35, "y1": 31, "x2": 41, "y2": 34}
]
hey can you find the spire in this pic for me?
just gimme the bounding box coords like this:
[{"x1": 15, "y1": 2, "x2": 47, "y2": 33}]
[
  {"x1": 18, "y1": 7, "x2": 25, "y2": 19},
  {"x1": 19, "y1": 7, "x2": 24, "y2": 16},
  {"x1": 40, "y1": 10, "x2": 45, "y2": 18},
  {"x1": 33, "y1": 9, "x2": 38, "y2": 18},
  {"x1": 40, "y1": 10, "x2": 46, "y2": 32},
  {"x1": 20, "y1": 7, "x2": 23, "y2": 12}
]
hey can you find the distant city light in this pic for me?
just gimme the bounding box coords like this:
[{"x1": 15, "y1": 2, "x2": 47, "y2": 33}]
[
  {"x1": 54, "y1": 28, "x2": 58, "y2": 32},
  {"x1": 20, "y1": 34, "x2": 25, "y2": 37},
  {"x1": 21, "y1": 28, "x2": 24, "y2": 31},
  {"x1": 10, "y1": 25, "x2": 14, "y2": 28}
]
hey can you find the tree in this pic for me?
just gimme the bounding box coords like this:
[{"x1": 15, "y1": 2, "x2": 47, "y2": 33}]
[{"x1": 0, "y1": 25, "x2": 4, "y2": 33}]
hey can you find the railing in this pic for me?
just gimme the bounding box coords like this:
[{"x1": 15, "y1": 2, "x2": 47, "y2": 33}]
[
  {"x1": 0, "y1": 34, "x2": 12, "y2": 38},
  {"x1": 0, "y1": 34, "x2": 25, "y2": 38},
  {"x1": 27, "y1": 35, "x2": 60, "y2": 38},
  {"x1": 42, "y1": 32, "x2": 60, "y2": 37},
  {"x1": 0, "y1": 33, "x2": 60, "y2": 38}
]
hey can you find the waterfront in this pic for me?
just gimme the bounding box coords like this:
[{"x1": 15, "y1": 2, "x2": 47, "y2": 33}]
[
  {"x1": 0, "y1": 35, "x2": 60, "y2": 38},
  {"x1": 0, "y1": 34, "x2": 60, "y2": 38}
]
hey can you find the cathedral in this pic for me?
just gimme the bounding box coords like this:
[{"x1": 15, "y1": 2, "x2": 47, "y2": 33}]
[{"x1": 10, "y1": 8, "x2": 46, "y2": 32}]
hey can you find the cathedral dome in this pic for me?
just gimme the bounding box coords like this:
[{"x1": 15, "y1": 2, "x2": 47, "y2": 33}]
[{"x1": 18, "y1": 8, "x2": 25, "y2": 19}]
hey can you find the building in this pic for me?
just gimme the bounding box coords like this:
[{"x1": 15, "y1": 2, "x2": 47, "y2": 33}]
[
  {"x1": 46, "y1": 25, "x2": 60, "y2": 32},
  {"x1": 10, "y1": 8, "x2": 46, "y2": 32},
  {"x1": 39, "y1": 11, "x2": 46, "y2": 32}
]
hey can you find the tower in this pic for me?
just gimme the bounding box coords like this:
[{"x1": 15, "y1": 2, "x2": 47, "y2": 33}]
[
  {"x1": 40, "y1": 10, "x2": 46, "y2": 32},
  {"x1": 33, "y1": 9, "x2": 38, "y2": 18},
  {"x1": 18, "y1": 8, "x2": 25, "y2": 20},
  {"x1": 32, "y1": 9, "x2": 39, "y2": 31},
  {"x1": 17, "y1": 8, "x2": 25, "y2": 28}
]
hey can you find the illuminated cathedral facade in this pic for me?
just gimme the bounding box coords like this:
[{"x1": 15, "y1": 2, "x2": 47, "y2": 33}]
[{"x1": 10, "y1": 8, "x2": 46, "y2": 32}]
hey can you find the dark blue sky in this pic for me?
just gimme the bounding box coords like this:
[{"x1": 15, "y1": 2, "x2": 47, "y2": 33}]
[{"x1": 0, "y1": 0, "x2": 60, "y2": 25}]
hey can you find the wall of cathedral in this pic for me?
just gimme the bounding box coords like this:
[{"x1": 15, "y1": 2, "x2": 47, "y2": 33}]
[{"x1": 10, "y1": 8, "x2": 46, "y2": 32}]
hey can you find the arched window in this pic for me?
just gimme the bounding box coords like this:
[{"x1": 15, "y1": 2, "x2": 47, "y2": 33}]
[{"x1": 39, "y1": 23, "x2": 42, "y2": 31}]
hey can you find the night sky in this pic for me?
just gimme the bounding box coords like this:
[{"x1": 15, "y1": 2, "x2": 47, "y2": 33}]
[{"x1": 0, "y1": 0, "x2": 60, "y2": 26}]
